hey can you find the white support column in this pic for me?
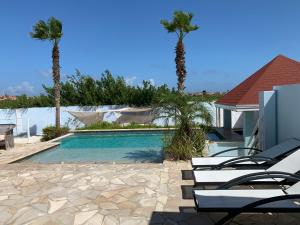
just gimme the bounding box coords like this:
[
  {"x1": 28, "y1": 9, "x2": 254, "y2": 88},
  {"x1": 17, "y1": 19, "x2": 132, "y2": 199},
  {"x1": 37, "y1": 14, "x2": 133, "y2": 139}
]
[
  {"x1": 259, "y1": 91, "x2": 277, "y2": 150},
  {"x1": 27, "y1": 118, "x2": 31, "y2": 143}
]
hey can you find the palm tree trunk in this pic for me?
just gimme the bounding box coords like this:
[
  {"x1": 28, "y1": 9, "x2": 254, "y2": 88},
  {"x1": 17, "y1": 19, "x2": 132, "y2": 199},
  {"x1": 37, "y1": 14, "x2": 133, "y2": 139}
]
[
  {"x1": 175, "y1": 39, "x2": 186, "y2": 92},
  {"x1": 52, "y1": 42, "x2": 61, "y2": 129}
]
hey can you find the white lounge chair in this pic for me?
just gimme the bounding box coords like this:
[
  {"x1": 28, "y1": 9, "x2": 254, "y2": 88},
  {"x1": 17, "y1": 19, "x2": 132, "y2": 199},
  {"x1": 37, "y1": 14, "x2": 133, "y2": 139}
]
[
  {"x1": 192, "y1": 138, "x2": 300, "y2": 169},
  {"x1": 193, "y1": 148, "x2": 300, "y2": 185},
  {"x1": 194, "y1": 181, "x2": 300, "y2": 225}
]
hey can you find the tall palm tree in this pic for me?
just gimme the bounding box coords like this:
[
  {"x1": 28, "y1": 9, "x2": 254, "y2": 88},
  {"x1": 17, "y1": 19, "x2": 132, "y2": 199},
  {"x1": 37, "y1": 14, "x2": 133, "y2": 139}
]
[
  {"x1": 161, "y1": 11, "x2": 198, "y2": 92},
  {"x1": 30, "y1": 17, "x2": 63, "y2": 129}
]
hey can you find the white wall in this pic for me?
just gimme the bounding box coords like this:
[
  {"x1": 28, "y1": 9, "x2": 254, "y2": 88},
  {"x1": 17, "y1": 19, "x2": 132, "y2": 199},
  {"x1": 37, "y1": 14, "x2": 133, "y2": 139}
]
[
  {"x1": 0, "y1": 103, "x2": 217, "y2": 136},
  {"x1": 0, "y1": 106, "x2": 122, "y2": 136},
  {"x1": 260, "y1": 83, "x2": 300, "y2": 148},
  {"x1": 274, "y1": 84, "x2": 300, "y2": 142},
  {"x1": 259, "y1": 91, "x2": 277, "y2": 150}
]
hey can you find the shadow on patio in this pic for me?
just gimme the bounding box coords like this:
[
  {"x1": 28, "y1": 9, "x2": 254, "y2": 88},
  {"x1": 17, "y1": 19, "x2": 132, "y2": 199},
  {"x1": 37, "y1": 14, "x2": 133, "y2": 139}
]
[{"x1": 148, "y1": 209, "x2": 300, "y2": 225}]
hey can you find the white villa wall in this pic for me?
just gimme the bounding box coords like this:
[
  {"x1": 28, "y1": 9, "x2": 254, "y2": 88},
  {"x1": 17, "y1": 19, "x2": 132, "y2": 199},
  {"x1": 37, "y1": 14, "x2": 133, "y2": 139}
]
[
  {"x1": 0, "y1": 103, "x2": 217, "y2": 136},
  {"x1": 260, "y1": 83, "x2": 300, "y2": 148},
  {"x1": 259, "y1": 91, "x2": 277, "y2": 150},
  {"x1": 274, "y1": 84, "x2": 300, "y2": 142}
]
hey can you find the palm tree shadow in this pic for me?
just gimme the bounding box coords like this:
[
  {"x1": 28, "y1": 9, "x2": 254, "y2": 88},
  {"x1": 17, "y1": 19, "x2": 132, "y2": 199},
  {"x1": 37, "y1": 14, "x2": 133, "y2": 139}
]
[{"x1": 123, "y1": 149, "x2": 164, "y2": 163}]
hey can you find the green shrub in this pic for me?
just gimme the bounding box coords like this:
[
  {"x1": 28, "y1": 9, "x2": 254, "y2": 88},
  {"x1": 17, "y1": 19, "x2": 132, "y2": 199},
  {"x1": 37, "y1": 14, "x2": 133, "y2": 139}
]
[
  {"x1": 157, "y1": 92, "x2": 211, "y2": 160},
  {"x1": 164, "y1": 128, "x2": 206, "y2": 160},
  {"x1": 41, "y1": 126, "x2": 69, "y2": 141},
  {"x1": 77, "y1": 121, "x2": 172, "y2": 130}
]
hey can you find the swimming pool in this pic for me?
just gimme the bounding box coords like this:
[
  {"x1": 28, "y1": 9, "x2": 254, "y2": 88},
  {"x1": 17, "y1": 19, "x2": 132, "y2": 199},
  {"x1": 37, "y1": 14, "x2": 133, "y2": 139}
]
[
  {"x1": 21, "y1": 131, "x2": 168, "y2": 164},
  {"x1": 18, "y1": 129, "x2": 226, "y2": 164}
]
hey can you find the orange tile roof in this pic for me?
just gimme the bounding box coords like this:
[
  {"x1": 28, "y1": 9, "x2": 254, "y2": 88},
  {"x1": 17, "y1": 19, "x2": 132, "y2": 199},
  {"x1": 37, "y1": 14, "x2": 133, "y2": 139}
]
[{"x1": 216, "y1": 55, "x2": 300, "y2": 106}]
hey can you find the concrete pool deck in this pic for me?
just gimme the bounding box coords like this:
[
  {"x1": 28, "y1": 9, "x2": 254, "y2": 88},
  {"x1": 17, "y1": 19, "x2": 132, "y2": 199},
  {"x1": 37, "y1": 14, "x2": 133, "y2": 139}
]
[{"x1": 0, "y1": 141, "x2": 300, "y2": 224}]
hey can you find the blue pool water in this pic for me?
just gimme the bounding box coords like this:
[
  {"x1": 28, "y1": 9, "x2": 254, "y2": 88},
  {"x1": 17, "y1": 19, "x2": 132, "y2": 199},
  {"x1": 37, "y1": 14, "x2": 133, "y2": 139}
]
[
  {"x1": 19, "y1": 130, "x2": 227, "y2": 164},
  {"x1": 22, "y1": 131, "x2": 168, "y2": 164}
]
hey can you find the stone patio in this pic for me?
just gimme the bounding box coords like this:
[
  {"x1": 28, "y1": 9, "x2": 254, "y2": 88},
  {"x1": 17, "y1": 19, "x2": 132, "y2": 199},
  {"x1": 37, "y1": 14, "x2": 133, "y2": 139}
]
[{"x1": 0, "y1": 141, "x2": 300, "y2": 224}]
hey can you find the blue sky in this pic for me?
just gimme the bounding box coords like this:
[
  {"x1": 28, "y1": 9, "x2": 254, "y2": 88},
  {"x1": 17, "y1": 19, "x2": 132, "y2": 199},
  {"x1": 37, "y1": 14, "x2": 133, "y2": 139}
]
[{"x1": 1, "y1": 0, "x2": 300, "y2": 95}]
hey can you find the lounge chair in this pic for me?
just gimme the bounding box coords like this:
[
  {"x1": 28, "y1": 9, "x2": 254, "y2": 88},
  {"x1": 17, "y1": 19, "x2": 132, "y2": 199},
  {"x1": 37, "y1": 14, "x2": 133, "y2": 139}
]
[
  {"x1": 192, "y1": 138, "x2": 300, "y2": 170},
  {"x1": 193, "y1": 181, "x2": 300, "y2": 225},
  {"x1": 193, "y1": 148, "x2": 300, "y2": 186}
]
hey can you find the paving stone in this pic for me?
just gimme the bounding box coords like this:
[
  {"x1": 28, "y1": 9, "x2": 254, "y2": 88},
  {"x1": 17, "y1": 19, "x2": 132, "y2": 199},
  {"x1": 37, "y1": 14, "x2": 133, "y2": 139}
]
[
  {"x1": 25, "y1": 216, "x2": 57, "y2": 225},
  {"x1": 99, "y1": 202, "x2": 119, "y2": 210},
  {"x1": 62, "y1": 174, "x2": 73, "y2": 180},
  {"x1": 78, "y1": 184, "x2": 90, "y2": 190},
  {"x1": 109, "y1": 208, "x2": 132, "y2": 217},
  {"x1": 111, "y1": 178, "x2": 125, "y2": 185},
  {"x1": 48, "y1": 199, "x2": 67, "y2": 214},
  {"x1": 145, "y1": 187, "x2": 156, "y2": 196},
  {"x1": 0, "y1": 208, "x2": 12, "y2": 224},
  {"x1": 157, "y1": 195, "x2": 168, "y2": 205},
  {"x1": 78, "y1": 203, "x2": 99, "y2": 212},
  {"x1": 12, "y1": 208, "x2": 44, "y2": 225},
  {"x1": 120, "y1": 216, "x2": 148, "y2": 225},
  {"x1": 0, "y1": 195, "x2": 8, "y2": 201},
  {"x1": 102, "y1": 215, "x2": 119, "y2": 225},
  {"x1": 74, "y1": 210, "x2": 98, "y2": 225},
  {"x1": 0, "y1": 160, "x2": 298, "y2": 225},
  {"x1": 84, "y1": 213, "x2": 104, "y2": 225},
  {"x1": 155, "y1": 202, "x2": 164, "y2": 211},
  {"x1": 101, "y1": 189, "x2": 120, "y2": 198},
  {"x1": 139, "y1": 198, "x2": 157, "y2": 207},
  {"x1": 118, "y1": 201, "x2": 137, "y2": 209},
  {"x1": 110, "y1": 194, "x2": 128, "y2": 203}
]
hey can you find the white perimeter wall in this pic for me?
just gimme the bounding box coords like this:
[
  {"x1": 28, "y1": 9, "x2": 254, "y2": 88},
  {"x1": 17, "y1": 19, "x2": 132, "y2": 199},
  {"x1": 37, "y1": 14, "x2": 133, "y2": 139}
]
[
  {"x1": 260, "y1": 83, "x2": 300, "y2": 149},
  {"x1": 0, "y1": 103, "x2": 217, "y2": 136},
  {"x1": 274, "y1": 84, "x2": 300, "y2": 142}
]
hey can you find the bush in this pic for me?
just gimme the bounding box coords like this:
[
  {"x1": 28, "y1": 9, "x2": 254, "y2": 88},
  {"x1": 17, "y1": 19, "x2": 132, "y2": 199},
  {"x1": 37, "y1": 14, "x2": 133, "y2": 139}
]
[
  {"x1": 156, "y1": 92, "x2": 212, "y2": 160},
  {"x1": 77, "y1": 121, "x2": 172, "y2": 130},
  {"x1": 164, "y1": 128, "x2": 206, "y2": 160},
  {"x1": 41, "y1": 126, "x2": 69, "y2": 141}
]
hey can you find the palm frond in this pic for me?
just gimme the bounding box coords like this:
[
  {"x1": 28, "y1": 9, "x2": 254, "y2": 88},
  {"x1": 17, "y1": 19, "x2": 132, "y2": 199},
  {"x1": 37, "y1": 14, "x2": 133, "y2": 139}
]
[
  {"x1": 160, "y1": 20, "x2": 177, "y2": 33},
  {"x1": 161, "y1": 11, "x2": 199, "y2": 38},
  {"x1": 30, "y1": 17, "x2": 62, "y2": 42},
  {"x1": 30, "y1": 20, "x2": 49, "y2": 40},
  {"x1": 48, "y1": 17, "x2": 63, "y2": 41}
]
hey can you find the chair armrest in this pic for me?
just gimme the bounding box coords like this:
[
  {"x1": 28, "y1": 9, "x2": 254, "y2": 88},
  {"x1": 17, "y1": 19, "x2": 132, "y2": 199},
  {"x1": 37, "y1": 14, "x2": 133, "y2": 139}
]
[
  {"x1": 217, "y1": 171, "x2": 300, "y2": 190},
  {"x1": 210, "y1": 147, "x2": 262, "y2": 157},
  {"x1": 213, "y1": 156, "x2": 278, "y2": 170}
]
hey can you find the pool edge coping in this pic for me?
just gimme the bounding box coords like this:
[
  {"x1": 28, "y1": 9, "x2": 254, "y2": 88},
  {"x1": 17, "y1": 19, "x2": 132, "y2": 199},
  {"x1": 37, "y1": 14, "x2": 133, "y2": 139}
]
[{"x1": 0, "y1": 133, "x2": 73, "y2": 165}]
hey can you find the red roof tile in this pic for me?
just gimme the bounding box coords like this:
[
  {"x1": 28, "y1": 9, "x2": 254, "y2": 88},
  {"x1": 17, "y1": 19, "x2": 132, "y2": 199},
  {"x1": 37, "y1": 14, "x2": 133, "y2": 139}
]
[{"x1": 216, "y1": 55, "x2": 300, "y2": 106}]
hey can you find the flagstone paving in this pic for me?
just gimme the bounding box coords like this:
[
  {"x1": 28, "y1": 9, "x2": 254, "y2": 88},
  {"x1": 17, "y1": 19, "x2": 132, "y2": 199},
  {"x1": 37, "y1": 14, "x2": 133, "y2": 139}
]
[{"x1": 0, "y1": 160, "x2": 299, "y2": 225}]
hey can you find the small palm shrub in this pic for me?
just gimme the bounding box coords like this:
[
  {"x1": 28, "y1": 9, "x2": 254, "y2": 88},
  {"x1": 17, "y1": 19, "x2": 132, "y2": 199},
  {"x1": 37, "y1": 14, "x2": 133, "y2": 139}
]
[
  {"x1": 156, "y1": 92, "x2": 212, "y2": 160},
  {"x1": 41, "y1": 126, "x2": 69, "y2": 141},
  {"x1": 164, "y1": 128, "x2": 206, "y2": 160}
]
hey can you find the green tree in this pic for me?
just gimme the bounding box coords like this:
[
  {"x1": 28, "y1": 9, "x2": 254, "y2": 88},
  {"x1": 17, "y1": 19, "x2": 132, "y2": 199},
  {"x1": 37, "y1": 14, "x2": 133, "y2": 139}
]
[
  {"x1": 156, "y1": 92, "x2": 212, "y2": 160},
  {"x1": 161, "y1": 11, "x2": 198, "y2": 92},
  {"x1": 30, "y1": 17, "x2": 63, "y2": 129}
]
